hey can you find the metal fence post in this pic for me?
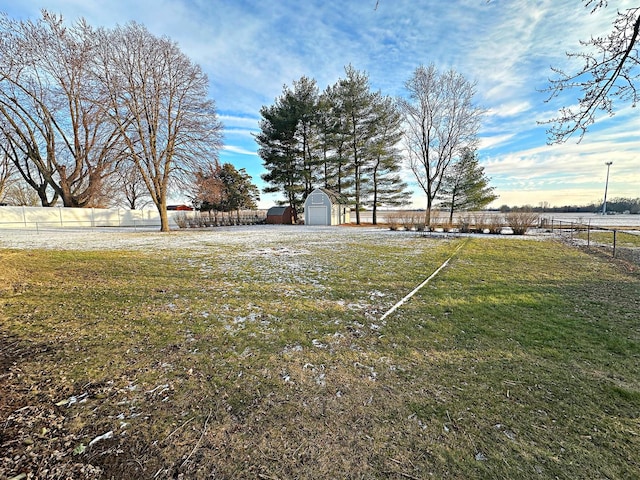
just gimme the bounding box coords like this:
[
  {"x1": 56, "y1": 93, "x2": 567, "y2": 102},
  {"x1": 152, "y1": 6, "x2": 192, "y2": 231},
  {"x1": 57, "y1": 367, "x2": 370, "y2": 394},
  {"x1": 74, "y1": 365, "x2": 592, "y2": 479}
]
[{"x1": 613, "y1": 230, "x2": 617, "y2": 258}]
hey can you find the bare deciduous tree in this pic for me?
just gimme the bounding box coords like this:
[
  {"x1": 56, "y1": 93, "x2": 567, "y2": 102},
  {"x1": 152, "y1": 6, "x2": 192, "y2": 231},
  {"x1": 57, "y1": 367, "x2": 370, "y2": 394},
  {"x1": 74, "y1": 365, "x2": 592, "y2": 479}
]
[
  {"x1": 4, "y1": 180, "x2": 40, "y2": 206},
  {"x1": 115, "y1": 162, "x2": 152, "y2": 210},
  {"x1": 544, "y1": 2, "x2": 640, "y2": 143},
  {"x1": 95, "y1": 23, "x2": 223, "y2": 231},
  {"x1": 0, "y1": 139, "x2": 13, "y2": 203},
  {"x1": 0, "y1": 116, "x2": 58, "y2": 206},
  {"x1": 0, "y1": 11, "x2": 125, "y2": 207},
  {"x1": 400, "y1": 64, "x2": 483, "y2": 225}
]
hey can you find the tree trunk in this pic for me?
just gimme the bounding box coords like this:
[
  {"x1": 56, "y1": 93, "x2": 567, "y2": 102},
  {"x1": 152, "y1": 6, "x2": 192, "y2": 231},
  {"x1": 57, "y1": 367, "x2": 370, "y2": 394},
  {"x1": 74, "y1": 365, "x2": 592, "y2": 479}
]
[
  {"x1": 425, "y1": 197, "x2": 432, "y2": 226},
  {"x1": 36, "y1": 187, "x2": 57, "y2": 207},
  {"x1": 354, "y1": 163, "x2": 361, "y2": 225},
  {"x1": 372, "y1": 166, "x2": 379, "y2": 225},
  {"x1": 372, "y1": 188, "x2": 378, "y2": 226},
  {"x1": 159, "y1": 207, "x2": 170, "y2": 232},
  {"x1": 156, "y1": 195, "x2": 170, "y2": 232}
]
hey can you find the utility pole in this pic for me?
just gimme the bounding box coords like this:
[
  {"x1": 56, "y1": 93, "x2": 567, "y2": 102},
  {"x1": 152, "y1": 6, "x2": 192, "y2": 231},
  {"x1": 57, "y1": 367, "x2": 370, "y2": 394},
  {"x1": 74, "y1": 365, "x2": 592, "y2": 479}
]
[{"x1": 602, "y1": 161, "x2": 612, "y2": 215}]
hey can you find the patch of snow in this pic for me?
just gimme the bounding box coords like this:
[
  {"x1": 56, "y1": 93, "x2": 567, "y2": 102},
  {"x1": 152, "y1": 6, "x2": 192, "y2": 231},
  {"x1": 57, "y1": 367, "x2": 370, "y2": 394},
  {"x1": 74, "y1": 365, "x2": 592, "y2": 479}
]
[
  {"x1": 282, "y1": 344, "x2": 303, "y2": 354},
  {"x1": 89, "y1": 430, "x2": 113, "y2": 447},
  {"x1": 311, "y1": 339, "x2": 327, "y2": 349}
]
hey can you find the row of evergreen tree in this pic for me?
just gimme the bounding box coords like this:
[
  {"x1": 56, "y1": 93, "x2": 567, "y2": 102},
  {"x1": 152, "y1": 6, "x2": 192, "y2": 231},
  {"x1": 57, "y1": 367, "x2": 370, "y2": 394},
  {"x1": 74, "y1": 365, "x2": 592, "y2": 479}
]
[{"x1": 254, "y1": 66, "x2": 410, "y2": 224}]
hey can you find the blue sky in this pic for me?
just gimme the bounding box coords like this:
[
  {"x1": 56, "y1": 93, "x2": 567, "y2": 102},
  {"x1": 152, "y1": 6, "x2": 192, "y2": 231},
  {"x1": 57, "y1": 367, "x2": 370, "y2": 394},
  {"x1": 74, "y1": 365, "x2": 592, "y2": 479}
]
[{"x1": 2, "y1": 0, "x2": 638, "y2": 208}]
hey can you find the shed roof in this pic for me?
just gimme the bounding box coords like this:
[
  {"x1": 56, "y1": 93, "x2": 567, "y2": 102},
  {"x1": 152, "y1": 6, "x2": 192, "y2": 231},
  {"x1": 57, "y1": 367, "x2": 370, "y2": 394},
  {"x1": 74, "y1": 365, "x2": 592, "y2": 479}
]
[
  {"x1": 267, "y1": 206, "x2": 290, "y2": 216},
  {"x1": 316, "y1": 187, "x2": 350, "y2": 205}
]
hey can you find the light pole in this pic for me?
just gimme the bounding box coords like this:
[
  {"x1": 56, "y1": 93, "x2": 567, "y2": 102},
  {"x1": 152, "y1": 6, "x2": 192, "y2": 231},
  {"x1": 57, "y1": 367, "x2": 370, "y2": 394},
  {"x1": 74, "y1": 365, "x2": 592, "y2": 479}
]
[{"x1": 602, "y1": 161, "x2": 613, "y2": 215}]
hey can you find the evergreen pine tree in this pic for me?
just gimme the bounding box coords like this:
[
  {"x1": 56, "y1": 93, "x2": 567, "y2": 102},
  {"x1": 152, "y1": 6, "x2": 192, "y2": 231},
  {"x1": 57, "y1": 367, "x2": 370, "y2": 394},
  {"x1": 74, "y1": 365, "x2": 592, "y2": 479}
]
[
  {"x1": 439, "y1": 149, "x2": 498, "y2": 222},
  {"x1": 365, "y1": 96, "x2": 411, "y2": 224}
]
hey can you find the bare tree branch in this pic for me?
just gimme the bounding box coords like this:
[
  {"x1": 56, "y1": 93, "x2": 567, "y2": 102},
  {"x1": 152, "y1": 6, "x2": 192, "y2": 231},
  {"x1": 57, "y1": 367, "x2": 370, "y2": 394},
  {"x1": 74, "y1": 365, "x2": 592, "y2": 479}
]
[{"x1": 543, "y1": 3, "x2": 640, "y2": 143}]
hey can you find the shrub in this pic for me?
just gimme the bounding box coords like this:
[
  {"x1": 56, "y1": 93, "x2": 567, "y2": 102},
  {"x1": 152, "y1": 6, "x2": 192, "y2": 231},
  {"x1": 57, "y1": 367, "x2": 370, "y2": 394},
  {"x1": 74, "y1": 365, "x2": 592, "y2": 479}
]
[
  {"x1": 386, "y1": 212, "x2": 402, "y2": 230},
  {"x1": 486, "y1": 214, "x2": 504, "y2": 234},
  {"x1": 400, "y1": 212, "x2": 416, "y2": 230},
  {"x1": 429, "y1": 210, "x2": 445, "y2": 231},
  {"x1": 174, "y1": 212, "x2": 188, "y2": 229},
  {"x1": 506, "y1": 211, "x2": 539, "y2": 235},
  {"x1": 458, "y1": 213, "x2": 473, "y2": 233},
  {"x1": 187, "y1": 215, "x2": 203, "y2": 228},
  {"x1": 472, "y1": 213, "x2": 487, "y2": 233}
]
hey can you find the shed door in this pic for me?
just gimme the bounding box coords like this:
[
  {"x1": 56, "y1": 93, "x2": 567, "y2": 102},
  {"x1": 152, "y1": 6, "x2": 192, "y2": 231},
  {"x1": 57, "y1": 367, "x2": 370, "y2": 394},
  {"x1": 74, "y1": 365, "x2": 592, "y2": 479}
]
[{"x1": 308, "y1": 206, "x2": 327, "y2": 225}]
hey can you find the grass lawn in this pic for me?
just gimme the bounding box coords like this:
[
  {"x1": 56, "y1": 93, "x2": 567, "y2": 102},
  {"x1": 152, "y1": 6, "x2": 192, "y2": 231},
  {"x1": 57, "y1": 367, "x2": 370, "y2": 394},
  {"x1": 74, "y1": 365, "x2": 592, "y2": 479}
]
[
  {"x1": 1, "y1": 230, "x2": 639, "y2": 479},
  {"x1": 575, "y1": 229, "x2": 640, "y2": 248}
]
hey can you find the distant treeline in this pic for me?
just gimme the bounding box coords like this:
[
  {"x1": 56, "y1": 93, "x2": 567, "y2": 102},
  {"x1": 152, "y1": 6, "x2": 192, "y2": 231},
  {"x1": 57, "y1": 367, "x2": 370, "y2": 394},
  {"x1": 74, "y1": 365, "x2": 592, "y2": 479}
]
[{"x1": 496, "y1": 197, "x2": 640, "y2": 214}]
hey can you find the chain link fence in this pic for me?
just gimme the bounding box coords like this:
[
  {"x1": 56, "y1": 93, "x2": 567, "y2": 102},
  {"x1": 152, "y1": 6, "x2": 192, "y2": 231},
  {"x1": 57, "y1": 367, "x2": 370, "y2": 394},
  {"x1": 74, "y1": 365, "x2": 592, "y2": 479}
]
[{"x1": 552, "y1": 219, "x2": 640, "y2": 264}]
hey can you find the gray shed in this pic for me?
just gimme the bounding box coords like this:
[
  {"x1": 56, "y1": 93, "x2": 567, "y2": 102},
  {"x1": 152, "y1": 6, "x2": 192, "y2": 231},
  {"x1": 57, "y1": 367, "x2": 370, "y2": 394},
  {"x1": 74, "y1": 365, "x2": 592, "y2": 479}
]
[{"x1": 304, "y1": 188, "x2": 351, "y2": 226}]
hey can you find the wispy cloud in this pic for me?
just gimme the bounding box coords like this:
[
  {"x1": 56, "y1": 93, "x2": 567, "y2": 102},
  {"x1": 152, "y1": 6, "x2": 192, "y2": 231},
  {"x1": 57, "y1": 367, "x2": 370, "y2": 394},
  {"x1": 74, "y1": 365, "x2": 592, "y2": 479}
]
[
  {"x1": 219, "y1": 115, "x2": 259, "y2": 130},
  {"x1": 222, "y1": 145, "x2": 259, "y2": 156},
  {"x1": 479, "y1": 134, "x2": 517, "y2": 151},
  {"x1": 486, "y1": 101, "x2": 532, "y2": 118}
]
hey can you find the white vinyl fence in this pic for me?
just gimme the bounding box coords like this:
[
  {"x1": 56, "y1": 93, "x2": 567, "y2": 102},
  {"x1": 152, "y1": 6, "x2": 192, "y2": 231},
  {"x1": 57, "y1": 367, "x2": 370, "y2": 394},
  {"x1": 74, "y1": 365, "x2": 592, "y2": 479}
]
[{"x1": 0, "y1": 206, "x2": 177, "y2": 230}]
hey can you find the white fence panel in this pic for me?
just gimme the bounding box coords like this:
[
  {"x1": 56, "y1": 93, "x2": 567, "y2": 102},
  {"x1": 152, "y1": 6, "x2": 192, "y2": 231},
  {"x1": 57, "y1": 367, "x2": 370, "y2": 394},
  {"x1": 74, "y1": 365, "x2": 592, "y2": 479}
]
[{"x1": 0, "y1": 206, "x2": 177, "y2": 229}]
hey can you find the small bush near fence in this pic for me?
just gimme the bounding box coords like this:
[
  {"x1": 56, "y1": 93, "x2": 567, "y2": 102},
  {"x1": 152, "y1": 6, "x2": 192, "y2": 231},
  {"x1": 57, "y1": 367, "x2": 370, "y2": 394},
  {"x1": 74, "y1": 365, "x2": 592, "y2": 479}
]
[
  {"x1": 486, "y1": 214, "x2": 504, "y2": 234},
  {"x1": 175, "y1": 210, "x2": 266, "y2": 228},
  {"x1": 386, "y1": 211, "x2": 402, "y2": 230},
  {"x1": 505, "y1": 211, "x2": 540, "y2": 235}
]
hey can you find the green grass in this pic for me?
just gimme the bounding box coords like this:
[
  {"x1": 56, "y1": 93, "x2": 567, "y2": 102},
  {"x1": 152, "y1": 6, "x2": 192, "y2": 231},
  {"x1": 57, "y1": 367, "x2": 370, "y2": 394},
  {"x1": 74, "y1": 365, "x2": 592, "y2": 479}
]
[
  {"x1": 1, "y1": 235, "x2": 639, "y2": 479},
  {"x1": 575, "y1": 229, "x2": 640, "y2": 247}
]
